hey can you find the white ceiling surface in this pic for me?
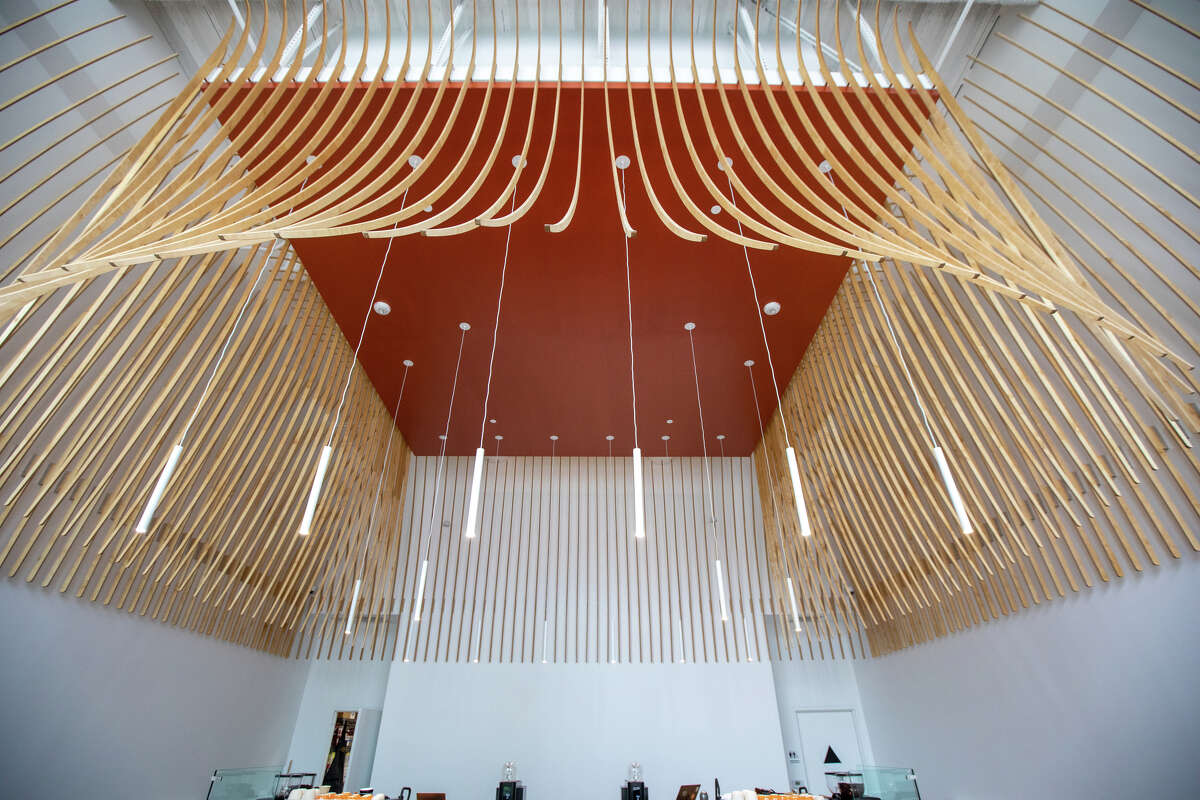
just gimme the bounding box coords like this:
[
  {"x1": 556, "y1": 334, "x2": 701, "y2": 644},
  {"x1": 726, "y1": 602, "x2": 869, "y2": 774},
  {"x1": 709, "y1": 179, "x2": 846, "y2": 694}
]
[{"x1": 142, "y1": 1, "x2": 1028, "y2": 89}]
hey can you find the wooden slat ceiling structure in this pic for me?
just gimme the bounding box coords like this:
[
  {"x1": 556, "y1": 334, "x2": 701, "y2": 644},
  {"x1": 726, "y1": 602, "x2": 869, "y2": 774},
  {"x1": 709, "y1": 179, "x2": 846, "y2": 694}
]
[{"x1": 0, "y1": 0, "x2": 1196, "y2": 661}]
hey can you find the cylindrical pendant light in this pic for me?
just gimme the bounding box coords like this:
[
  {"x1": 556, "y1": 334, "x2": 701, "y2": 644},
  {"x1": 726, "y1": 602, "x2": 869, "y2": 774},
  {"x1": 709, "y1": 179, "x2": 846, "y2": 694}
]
[
  {"x1": 722, "y1": 161, "x2": 813, "y2": 537},
  {"x1": 617, "y1": 155, "x2": 647, "y2": 539},
  {"x1": 412, "y1": 323, "x2": 470, "y2": 626},
  {"x1": 822, "y1": 163, "x2": 974, "y2": 535},
  {"x1": 464, "y1": 169, "x2": 521, "y2": 539},
  {"x1": 684, "y1": 321, "x2": 730, "y2": 624},
  {"x1": 344, "y1": 359, "x2": 413, "y2": 637},
  {"x1": 746, "y1": 360, "x2": 803, "y2": 633},
  {"x1": 300, "y1": 168, "x2": 418, "y2": 536}
]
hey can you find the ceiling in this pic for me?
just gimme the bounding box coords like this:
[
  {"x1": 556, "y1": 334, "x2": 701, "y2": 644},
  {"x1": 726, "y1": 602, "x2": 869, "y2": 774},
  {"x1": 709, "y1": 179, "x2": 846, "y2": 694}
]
[{"x1": 214, "y1": 81, "x2": 919, "y2": 456}]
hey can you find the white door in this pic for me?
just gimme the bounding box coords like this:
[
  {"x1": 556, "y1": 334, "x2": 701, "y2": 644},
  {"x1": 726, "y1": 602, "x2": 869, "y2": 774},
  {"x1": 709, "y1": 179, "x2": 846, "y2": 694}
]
[{"x1": 794, "y1": 709, "x2": 864, "y2": 794}]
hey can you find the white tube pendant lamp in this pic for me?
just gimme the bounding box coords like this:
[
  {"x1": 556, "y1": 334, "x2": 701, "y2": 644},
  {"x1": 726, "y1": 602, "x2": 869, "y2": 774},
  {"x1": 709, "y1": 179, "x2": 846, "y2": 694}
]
[
  {"x1": 463, "y1": 446, "x2": 486, "y2": 538},
  {"x1": 785, "y1": 446, "x2": 813, "y2": 537},
  {"x1": 344, "y1": 578, "x2": 361, "y2": 636},
  {"x1": 298, "y1": 444, "x2": 332, "y2": 536},
  {"x1": 412, "y1": 559, "x2": 429, "y2": 621},
  {"x1": 631, "y1": 447, "x2": 645, "y2": 538},
  {"x1": 135, "y1": 444, "x2": 183, "y2": 533},
  {"x1": 786, "y1": 576, "x2": 802, "y2": 632},
  {"x1": 714, "y1": 558, "x2": 730, "y2": 622},
  {"x1": 933, "y1": 446, "x2": 974, "y2": 534}
]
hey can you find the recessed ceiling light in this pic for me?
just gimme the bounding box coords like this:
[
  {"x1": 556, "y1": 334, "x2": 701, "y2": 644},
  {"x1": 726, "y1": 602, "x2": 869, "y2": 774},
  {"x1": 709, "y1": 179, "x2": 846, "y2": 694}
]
[
  {"x1": 744, "y1": 359, "x2": 755, "y2": 367},
  {"x1": 763, "y1": 301, "x2": 781, "y2": 316},
  {"x1": 615, "y1": 154, "x2": 631, "y2": 169},
  {"x1": 373, "y1": 300, "x2": 391, "y2": 315},
  {"x1": 710, "y1": 205, "x2": 721, "y2": 214}
]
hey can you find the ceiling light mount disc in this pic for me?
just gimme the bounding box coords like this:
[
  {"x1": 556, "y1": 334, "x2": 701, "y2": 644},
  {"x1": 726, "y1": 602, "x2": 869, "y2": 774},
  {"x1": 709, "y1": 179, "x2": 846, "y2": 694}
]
[
  {"x1": 408, "y1": 154, "x2": 423, "y2": 168},
  {"x1": 683, "y1": 321, "x2": 696, "y2": 331},
  {"x1": 373, "y1": 300, "x2": 391, "y2": 315},
  {"x1": 615, "y1": 154, "x2": 631, "y2": 169},
  {"x1": 818, "y1": 160, "x2": 833, "y2": 173},
  {"x1": 763, "y1": 301, "x2": 781, "y2": 316},
  {"x1": 402, "y1": 359, "x2": 414, "y2": 367},
  {"x1": 744, "y1": 359, "x2": 755, "y2": 367},
  {"x1": 459, "y1": 321, "x2": 471, "y2": 331}
]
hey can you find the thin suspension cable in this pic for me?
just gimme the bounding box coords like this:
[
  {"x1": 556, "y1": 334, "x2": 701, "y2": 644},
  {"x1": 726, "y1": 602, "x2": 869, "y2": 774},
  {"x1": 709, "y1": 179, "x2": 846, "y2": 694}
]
[
  {"x1": 686, "y1": 326, "x2": 716, "y2": 522},
  {"x1": 825, "y1": 171, "x2": 938, "y2": 447},
  {"x1": 477, "y1": 188, "x2": 520, "y2": 446},
  {"x1": 723, "y1": 172, "x2": 792, "y2": 447},
  {"x1": 354, "y1": 361, "x2": 412, "y2": 577},
  {"x1": 747, "y1": 363, "x2": 791, "y2": 580},
  {"x1": 181, "y1": 175, "x2": 312, "y2": 440},
  {"x1": 179, "y1": 242, "x2": 284, "y2": 440},
  {"x1": 621, "y1": 168, "x2": 639, "y2": 448},
  {"x1": 421, "y1": 326, "x2": 468, "y2": 562},
  {"x1": 328, "y1": 188, "x2": 409, "y2": 447}
]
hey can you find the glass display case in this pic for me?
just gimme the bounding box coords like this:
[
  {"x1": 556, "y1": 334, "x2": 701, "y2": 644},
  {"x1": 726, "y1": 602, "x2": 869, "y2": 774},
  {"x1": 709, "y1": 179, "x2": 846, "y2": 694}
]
[
  {"x1": 861, "y1": 766, "x2": 920, "y2": 800},
  {"x1": 824, "y1": 766, "x2": 921, "y2": 800},
  {"x1": 205, "y1": 767, "x2": 318, "y2": 800},
  {"x1": 206, "y1": 766, "x2": 282, "y2": 800}
]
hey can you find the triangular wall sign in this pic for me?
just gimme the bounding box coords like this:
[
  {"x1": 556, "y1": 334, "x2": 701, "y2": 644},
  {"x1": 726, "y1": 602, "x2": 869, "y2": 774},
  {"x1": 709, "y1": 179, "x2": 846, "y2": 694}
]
[{"x1": 824, "y1": 746, "x2": 841, "y2": 764}]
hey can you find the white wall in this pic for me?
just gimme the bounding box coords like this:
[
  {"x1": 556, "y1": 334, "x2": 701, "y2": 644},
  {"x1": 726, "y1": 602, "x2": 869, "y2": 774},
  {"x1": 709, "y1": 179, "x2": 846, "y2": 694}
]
[
  {"x1": 371, "y1": 661, "x2": 789, "y2": 797},
  {"x1": 855, "y1": 560, "x2": 1200, "y2": 799},
  {"x1": 285, "y1": 659, "x2": 393, "y2": 779},
  {"x1": 0, "y1": 580, "x2": 309, "y2": 800}
]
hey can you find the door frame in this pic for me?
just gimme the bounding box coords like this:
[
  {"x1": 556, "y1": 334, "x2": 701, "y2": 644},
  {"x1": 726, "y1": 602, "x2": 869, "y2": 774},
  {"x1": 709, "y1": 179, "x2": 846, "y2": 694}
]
[{"x1": 792, "y1": 706, "x2": 871, "y2": 788}]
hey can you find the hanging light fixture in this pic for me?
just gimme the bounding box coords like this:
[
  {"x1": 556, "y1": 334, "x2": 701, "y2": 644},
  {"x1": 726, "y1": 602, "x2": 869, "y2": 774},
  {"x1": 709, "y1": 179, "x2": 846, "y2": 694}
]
[
  {"x1": 464, "y1": 161, "x2": 522, "y2": 539},
  {"x1": 721, "y1": 159, "x2": 812, "y2": 537},
  {"x1": 746, "y1": 360, "x2": 803, "y2": 634},
  {"x1": 617, "y1": 154, "x2": 646, "y2": 539},
  {"x1": 820, "y1": 163, "x2": 973, "y2": 535},
  {"x1": 414, "y1": 322, "x2": 471, "y2": 624},
  {"x1": 300, "y1": 165, "x2": 419, "y2": 536},
  {"x1": 345, "y1": 359, "x2": 413, "y2": 636},
  {"x1": 683, "y1": 321, "x2": 730, "y2": 624},
  {"x1": 136, "y1": 175, "x2": 321, "y2": 535}
]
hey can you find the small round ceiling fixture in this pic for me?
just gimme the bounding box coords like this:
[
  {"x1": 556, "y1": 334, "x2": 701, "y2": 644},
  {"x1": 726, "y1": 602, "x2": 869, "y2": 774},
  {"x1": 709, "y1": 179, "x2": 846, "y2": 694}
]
[
  {"x1": 373, "y1": 300, "x2": 391, "y2": 316},
  {"x1": 511, "y1": 155, "x2": 527, "y2": 168},
  {"x1": 666, "y1": 419, "x2": 674, "y2": 424},
  {"x1": 683, "y1": 321, "x2": 696, "y2": 331},
  {"x1": 402, "y1": 359, "x2": 414, "y2": 367},
  {"x1": 818, "y1": 160, "x2": 833, "y2": 173},
  {"x1": 408, "y1": 154, "x2": 423, "y2": 168},
  {"x1": 549, "y1": 434, "x2": 559, "y2": 441},
  {"x1": 605, "y1": 435, "x2": 615, "y2": 441},
  {"x1": 744, "y1": 359, "x2": 755, "y2": 367},
  {"x1": 495, "y1": 435, "x2": 504, "y2": 440},
  {"x1": 489, "y1": 418, "x2": 496, "y2": 424},
  {"x1": 424, "y1": 205, "x2": 434, "y2": 213},
  {"x1": 661, "y1": 435, "x2": 671, "y2": 441},
  {"x1": 717, "y1": 155, "x2": 733, "y2": 171},
  {"x1": 459, "y1": 321, "x2": 471, "y2": 331},
  {"x1": 710, "y1": 205, "x2": 721, "y2": 215},
  {"x1": 615, "y1": 154, "x2": 631, "y2": 169},
  {"x1": 716, "y1": 434, "x2": 726, "y2": 440},
  {"x1": 438, "y1": 434, "x2": 447, "y2": 440},
  {"x1": 763, "y1": 301, "x2": 781, "y2": 316}
]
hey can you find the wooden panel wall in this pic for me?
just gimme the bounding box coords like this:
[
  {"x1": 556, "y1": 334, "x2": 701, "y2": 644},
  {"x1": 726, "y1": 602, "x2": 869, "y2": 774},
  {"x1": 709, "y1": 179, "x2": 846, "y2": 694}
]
[{"x1": 296, "y1": 454, "x2": 822, "y2": 663}]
